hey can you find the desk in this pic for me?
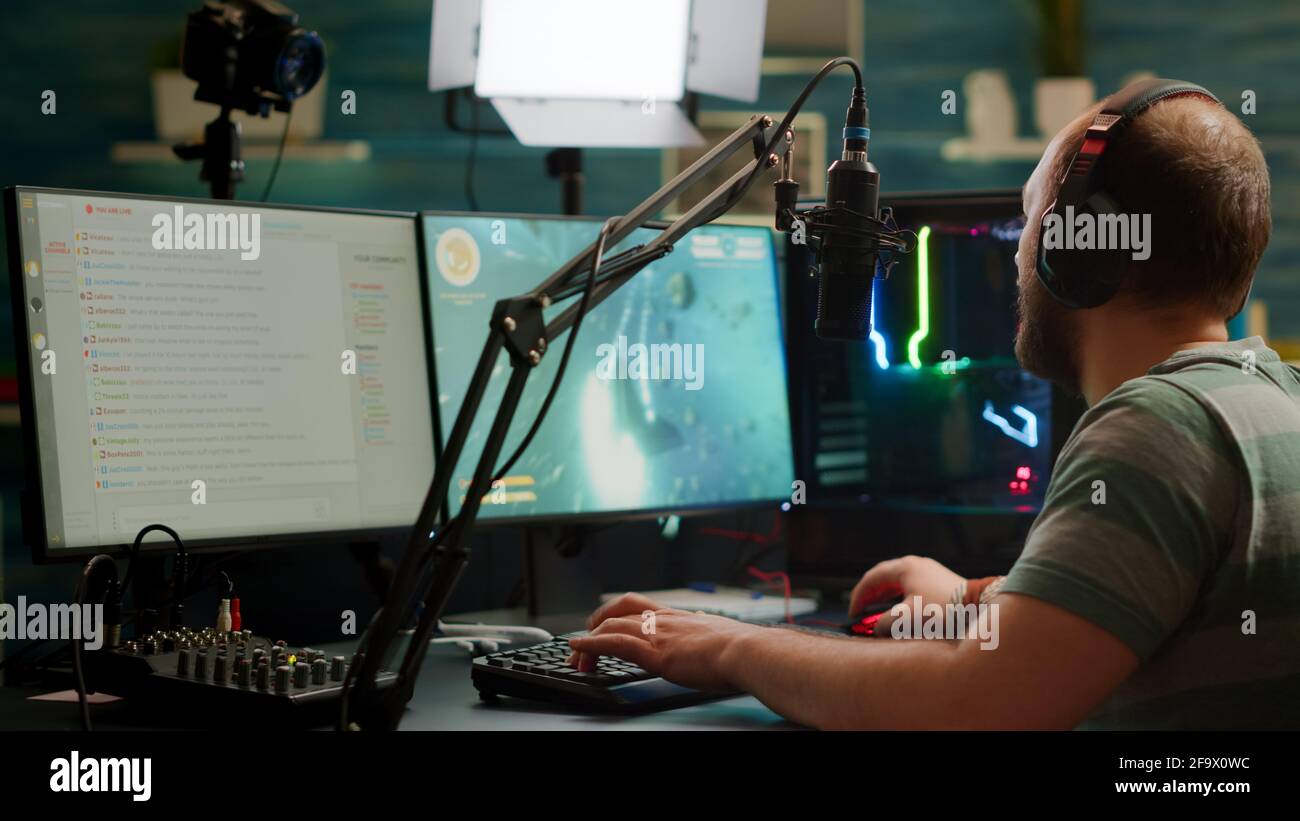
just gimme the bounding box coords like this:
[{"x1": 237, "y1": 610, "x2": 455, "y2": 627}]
[
  {"x1": 352, "y1": 608, "x2": 796, "y2": 731},
  {"x1": 0, "y1": 609, "x2": 795, "y2": 731}
]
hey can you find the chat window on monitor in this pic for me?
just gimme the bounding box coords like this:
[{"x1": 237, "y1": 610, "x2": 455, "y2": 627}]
[{"x1": 16, "y1": 191, "x2": 434, "y2": 550}]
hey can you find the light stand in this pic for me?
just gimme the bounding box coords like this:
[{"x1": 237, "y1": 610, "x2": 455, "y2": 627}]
[
  {"x1": 545, "y1": 148, "x2": 584, "y2": 215},
  {"x1": 343, "y1": 112, "x2": 789, "y2": 730}
]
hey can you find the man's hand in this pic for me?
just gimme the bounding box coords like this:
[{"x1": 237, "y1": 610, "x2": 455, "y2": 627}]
[
  {"x1": 563, "y1": 590, "x2": 1138, "y2": 729},
  {"x1": 849, "y1": 555, "x2": 966, "y2": 616},
  {"x1": 567, "y1": 592, "x2": 765, "y2": 692}
]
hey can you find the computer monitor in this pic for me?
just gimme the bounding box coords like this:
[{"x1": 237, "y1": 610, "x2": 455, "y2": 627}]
[
  {"x1": 423, "y1": 212, "x2": 795, "y2": 522},
  {"x1": 6, "y1": 187, "x2": 436, "y2": 561},
  {"x1": 785, "y1": 189, "x2": 1082, "y2": 512}
]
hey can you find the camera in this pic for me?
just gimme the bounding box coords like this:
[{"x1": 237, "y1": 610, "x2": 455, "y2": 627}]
[{"x1": 181, "y1": 0, "x2": 325, "y2": 116}]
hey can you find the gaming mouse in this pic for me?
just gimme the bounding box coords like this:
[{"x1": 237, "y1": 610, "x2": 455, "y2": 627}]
[{"x1": 843, "y1": 595, "x2": 905, "y2": 637}]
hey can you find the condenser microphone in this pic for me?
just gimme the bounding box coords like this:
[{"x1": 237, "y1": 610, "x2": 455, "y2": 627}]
[{"x1": 814, "y1": 87, "x2": 881, "y2": 342}]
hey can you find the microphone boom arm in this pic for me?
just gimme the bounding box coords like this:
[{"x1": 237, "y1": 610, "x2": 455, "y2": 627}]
[{"x1": 343, "y1": 112, "x2": 788, "y2": 731}]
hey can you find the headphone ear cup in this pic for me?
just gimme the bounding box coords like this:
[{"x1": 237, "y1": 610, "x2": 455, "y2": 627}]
[
  {"x1": 1035, "y1": 196, "x2": 1126, "y2": 309},
  {"x1": 1078, "y1": 192, "x2": 1126, "y2": 307},
  {"x1": 1036, "y1": 200, "x2": 1086, "y2": 307}
]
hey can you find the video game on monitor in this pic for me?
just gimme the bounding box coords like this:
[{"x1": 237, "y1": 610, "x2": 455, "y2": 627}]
[
  {"x1": 8, "y1": 188, "x2": 435, "y2": 558},
  {"x1": 787, "y1": 192, "x2": 1054, "y2": 511},
  {"x1": 424, "y1": 214, "x2": 795, "y2": 521}
]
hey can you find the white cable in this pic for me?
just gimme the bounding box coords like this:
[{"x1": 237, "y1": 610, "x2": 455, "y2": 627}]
[
  {"x1": 428, "y1": 636, "x2": 502, "y2": 655},
  {"x1": 436, "y1": 620, "x2": 552, "y2": 643}
]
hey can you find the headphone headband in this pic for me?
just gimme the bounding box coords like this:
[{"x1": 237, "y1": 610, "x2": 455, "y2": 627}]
[
  {"x1": 1037, "y1": 79, "x2": 1221, "y2": 309},
  {"x1": 1056, "y1": 79, "x2": 1220, "y2": 207}
]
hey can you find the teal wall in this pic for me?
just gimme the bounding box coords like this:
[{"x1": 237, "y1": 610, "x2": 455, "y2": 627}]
[
  {"x1": 1, "y1": 1, "x2": 1294, "y2": 337},
  {"x1": 0, "y1": 0, "x2": 1296, "y2": 600}
]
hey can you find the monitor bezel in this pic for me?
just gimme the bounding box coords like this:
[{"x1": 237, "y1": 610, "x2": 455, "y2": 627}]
[
  {"x1": 6, "y1": 185, "x2": 441, "y2": 563},
  {"x1": 419, "y1": 209, "x2": 797, "y2": 528}
]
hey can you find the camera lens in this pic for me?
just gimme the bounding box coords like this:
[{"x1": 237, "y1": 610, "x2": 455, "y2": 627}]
[{"x1": 274, "y1": 29, "x2": 324, "y2": 100}]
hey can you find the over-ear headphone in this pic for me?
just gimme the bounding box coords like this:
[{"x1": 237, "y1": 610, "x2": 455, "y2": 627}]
[{"x1": 1035, "y1": 78, "x2": 1221, "y2": 309}]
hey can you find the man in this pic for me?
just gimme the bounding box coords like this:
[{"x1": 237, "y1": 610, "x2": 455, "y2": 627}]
[{"x1": 568, "y1": 80, "x2": 1298, "y2": 729}]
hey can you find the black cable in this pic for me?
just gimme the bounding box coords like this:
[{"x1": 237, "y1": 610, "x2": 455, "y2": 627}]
[
  {"x1": 465, "y1": 94, "x2": 481, "y2": 211},
  {"x1": 544, "y1": 244, "x2": 662, "y2": 302},
  {"x1": 123, "y1": 523, "x2": 185, "y2": 625},
  {"x1": 72, "y1": 554, "x2": 118, "y2": 732},
  {"x1": 396, "y1": 220, "x2": 621, "y2": 606},
  {"x1": 260, "y1": 106, "x2": 293, "y2": 202},
  {"x1": 692, "y1": 57, "x2": 864, "y2": 231},
  {"x1": 444, "y1": 87, "x2": 512, "y2": 136},
  {"x1": 491, "y1": 216, "x2": 617, "y2": 480},
  {"x1": 1, "y1": 541, "x2": 224, "y2": 681}
]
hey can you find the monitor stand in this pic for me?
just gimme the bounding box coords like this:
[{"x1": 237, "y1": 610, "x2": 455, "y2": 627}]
[{"x1": 522, "y1": 525, "x2": 604, "y2": 617}]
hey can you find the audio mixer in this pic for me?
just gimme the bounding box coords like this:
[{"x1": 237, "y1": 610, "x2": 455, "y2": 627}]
[{"x1": 88, "y1": 627, "x2": 396, "y2": 724}]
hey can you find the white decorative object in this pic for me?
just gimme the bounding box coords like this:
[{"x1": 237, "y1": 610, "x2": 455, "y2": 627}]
[
  {"x1": 1033, "y1": 76, "x2": 1096, "y2": 139},
  {"x1": 941, "y1": 69, "x2": 1046, "y2": 162},
  {"x1": 966, "y1": 69, "x2": 1018, "y2": 145}
]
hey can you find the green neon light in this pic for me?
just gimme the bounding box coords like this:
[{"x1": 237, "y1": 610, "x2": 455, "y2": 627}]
[{"x1": 906, "y1": 225, "x2": 932, "y2": 370}]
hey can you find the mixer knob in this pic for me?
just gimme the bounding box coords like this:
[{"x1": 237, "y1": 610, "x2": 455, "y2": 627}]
[
  {"x1": 256, "y1": 663, "x2": 271, "y2": 690},
  {"x1": 236, "y1": 658, "x2": 252, "y2": 687},
  {"x1": 293, "y1": 662, "x2": 310, "y2": 689},
  {"x1": 214, "y1": 654, "x2": 228, "y2": 683},
  {"x1": 311, "y1": 659, "x2": 327, "y2": 685},
  {"x1": 330, "y1": 656, "x2": 347, "y2": 681},
  {"x1": 274, "y1": 665, "x2": 292, "y2": 692},
  {"x1": 176, "y1": 648, "x2": 190, "y2": 676},
  {"x1": 194, "y1": 648, "x2": 209, "y2": 680}
]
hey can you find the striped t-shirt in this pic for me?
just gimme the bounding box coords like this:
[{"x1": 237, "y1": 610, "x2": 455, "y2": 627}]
[{"x1": 1002, "y1": 336, "x2": 1300, "y2": 729}]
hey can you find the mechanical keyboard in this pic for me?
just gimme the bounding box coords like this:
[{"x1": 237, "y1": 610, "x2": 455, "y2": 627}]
[{"x1": 471, "y1": 632, "x2": 733, "y2": 712}]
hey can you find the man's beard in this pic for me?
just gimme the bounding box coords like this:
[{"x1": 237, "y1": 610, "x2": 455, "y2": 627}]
[{"x1": 1015, "y1": 274, "x2": 1082, "y2": 395}]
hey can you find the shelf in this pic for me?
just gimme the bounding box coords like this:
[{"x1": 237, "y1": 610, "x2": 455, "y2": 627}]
[{"x1": 109, "y1": 140, "x2": 372, "y2": 165}]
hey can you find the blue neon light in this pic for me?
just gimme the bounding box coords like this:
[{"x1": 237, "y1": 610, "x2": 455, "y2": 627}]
[
  {"x1": 982, "y1": 401, "x2": 1039, "y2": 448},
  {"x1": 868, "y1": 280, "x2": 889, "y2": 370}
]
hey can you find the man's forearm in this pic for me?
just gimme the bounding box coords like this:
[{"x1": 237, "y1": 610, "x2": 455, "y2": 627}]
[{"x1": 722, "y1": 628, "x2": 969, "y2": 730}]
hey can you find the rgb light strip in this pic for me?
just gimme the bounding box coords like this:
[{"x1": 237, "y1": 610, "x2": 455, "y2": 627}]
[
  {"x1": 906, "y1": 225, "x2": 931, "y2": 370},
  {"x1": 868, "y1": 279, "x2": 889, "y2": 369}
]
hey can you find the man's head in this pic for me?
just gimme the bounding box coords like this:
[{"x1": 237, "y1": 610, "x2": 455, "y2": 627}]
[{"x1": 1014, "y1": 81, "x2": 1272, "y2": 393}]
